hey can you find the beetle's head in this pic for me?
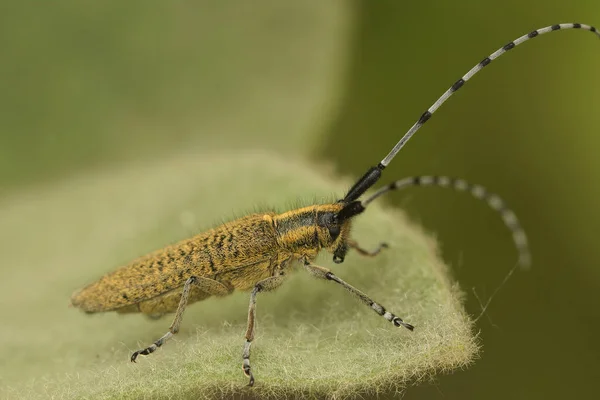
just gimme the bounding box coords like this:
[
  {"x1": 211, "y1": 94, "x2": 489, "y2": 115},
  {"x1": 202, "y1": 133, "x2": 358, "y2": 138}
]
[
  {"x1": 316, "y1": 201, "x2": 366, "y2": 264},
  {"x1": 318, "y1": 163, "x2": 385, "y2": 263}
]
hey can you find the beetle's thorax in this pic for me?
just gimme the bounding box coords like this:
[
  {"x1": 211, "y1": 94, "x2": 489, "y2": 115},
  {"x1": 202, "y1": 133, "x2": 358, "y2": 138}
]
[{"x1": 268, "y1": 204, "x2": 351, "y2": 261}]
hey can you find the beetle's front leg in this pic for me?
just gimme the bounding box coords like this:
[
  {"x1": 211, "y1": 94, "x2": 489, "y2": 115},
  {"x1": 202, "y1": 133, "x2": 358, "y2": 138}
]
[
  {"x1": 243, "y1": 275, "x2": 286, "y2": 387},
  {"x1": 348, "y1": 239, "x2": 388, "y2": 257},
  {"x1": 303, "y1": 261, "x2": 414, "y2": 330}
]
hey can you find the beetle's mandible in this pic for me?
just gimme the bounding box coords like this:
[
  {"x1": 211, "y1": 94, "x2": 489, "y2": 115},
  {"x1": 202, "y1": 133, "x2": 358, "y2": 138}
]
[{"x1": 72, "y1": 23, "x2": 598, "y2": 386}]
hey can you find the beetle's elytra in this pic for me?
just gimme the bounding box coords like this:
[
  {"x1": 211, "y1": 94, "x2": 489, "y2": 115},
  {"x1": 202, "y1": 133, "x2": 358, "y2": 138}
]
[{"x1": 72, "y1": 23, "x2": 597, "y2": 386}]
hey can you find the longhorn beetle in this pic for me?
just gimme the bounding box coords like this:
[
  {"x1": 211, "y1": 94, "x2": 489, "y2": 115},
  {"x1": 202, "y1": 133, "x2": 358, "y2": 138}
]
[{"x1": 72, "y1": 23, "x2": 598, "y2": 386}]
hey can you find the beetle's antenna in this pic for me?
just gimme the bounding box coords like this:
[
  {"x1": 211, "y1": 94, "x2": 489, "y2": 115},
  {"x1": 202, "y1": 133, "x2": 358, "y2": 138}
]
[
  {"x1": 343, "y1": 23, "x2": 599, "y2": 203},
  {"x1": 361, "y1": 176, "x2": 530, "y2": 268}
]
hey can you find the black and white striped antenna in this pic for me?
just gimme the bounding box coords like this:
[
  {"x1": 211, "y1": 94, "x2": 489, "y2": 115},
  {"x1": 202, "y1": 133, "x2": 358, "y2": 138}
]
[
  {"x1": 343, "y1": 23, "x2": 599, "y2": 203},
  {"x1": 360, "y1": 175, "x2": 531, "y2": 267}
]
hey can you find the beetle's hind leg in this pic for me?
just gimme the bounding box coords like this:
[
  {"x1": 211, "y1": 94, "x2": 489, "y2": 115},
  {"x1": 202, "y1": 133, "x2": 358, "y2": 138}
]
[
  {"x1": 130, "y1": 276, "x2": 230, "y2": 362},
  {"x1": 243, "y1": 275, "x2": 286, "y2": 387},
  {"x1": 348, "y1": 239, "x2": 388, "y2": 257}
]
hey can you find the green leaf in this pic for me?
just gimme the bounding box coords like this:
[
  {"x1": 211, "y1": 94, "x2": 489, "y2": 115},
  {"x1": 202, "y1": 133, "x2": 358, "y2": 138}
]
[{"x1": 0, "y1": 152, "x2": 476, "y2": 399}]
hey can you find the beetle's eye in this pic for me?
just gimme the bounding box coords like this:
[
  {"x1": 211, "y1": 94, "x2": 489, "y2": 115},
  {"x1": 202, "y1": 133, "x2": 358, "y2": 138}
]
[
  {"x1": 318, "y1": 212, "x2": 340, "y2": 241},
  {"x1": 328, "y1": 225, "x2": 340, "y2": 241}
]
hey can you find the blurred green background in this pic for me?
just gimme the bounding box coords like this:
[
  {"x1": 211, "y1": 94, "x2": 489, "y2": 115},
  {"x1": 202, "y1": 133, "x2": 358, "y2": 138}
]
[{"x1": 1, "y1": 0, "x2": 599, "y2": 398}]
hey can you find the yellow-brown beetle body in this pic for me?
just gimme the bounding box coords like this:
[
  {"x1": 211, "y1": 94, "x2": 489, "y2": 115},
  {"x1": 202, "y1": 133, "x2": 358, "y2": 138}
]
[
  {"x1": 70, "y1": 22, "x2": 600, "y2": 386},
  {"x1": 72, "y1": 204, "x2": 351, "y2": 316}
]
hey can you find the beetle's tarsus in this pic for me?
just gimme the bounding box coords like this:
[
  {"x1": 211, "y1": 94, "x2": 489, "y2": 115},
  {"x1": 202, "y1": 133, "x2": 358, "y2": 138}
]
[
  {"x1": 243, "y1": 364, "x2": 255, "y2": 387},
  {"x1": 393, "y1": 317, "x2": 414, "y2": 331},
  {"x1": 131, "y1": 345, "x2": 155, "y2": 362}
]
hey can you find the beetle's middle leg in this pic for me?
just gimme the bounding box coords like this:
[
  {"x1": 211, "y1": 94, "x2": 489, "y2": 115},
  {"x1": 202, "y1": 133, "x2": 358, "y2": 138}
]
[
  {"x1": 348, "y1": 239, "x2": 388, "y2": 257},
  {"x1": 243, "y1": 275, "x2": 285, "y2": 387},
  {"x1": 131, "y1": 276, "x2": 230, "y2": 362},
  {"x1": 303, "y1": 261, "x2": 414, "y2": 330}
]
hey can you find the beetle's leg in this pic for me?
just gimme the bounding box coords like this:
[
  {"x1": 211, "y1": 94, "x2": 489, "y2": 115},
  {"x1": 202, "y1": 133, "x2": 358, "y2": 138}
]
[
  {"x1": 243, "y1": 275, "x2": 285, "y2": 387},
  {"x1": 131, "y1": 276, "x2": 230, "y2": 362},
  {"x1": 303, "y1": 261, "x2": 414, "y2": 330},
  {"x1": 348, "y1": 239, "x2": 388, "y2": 257}
]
